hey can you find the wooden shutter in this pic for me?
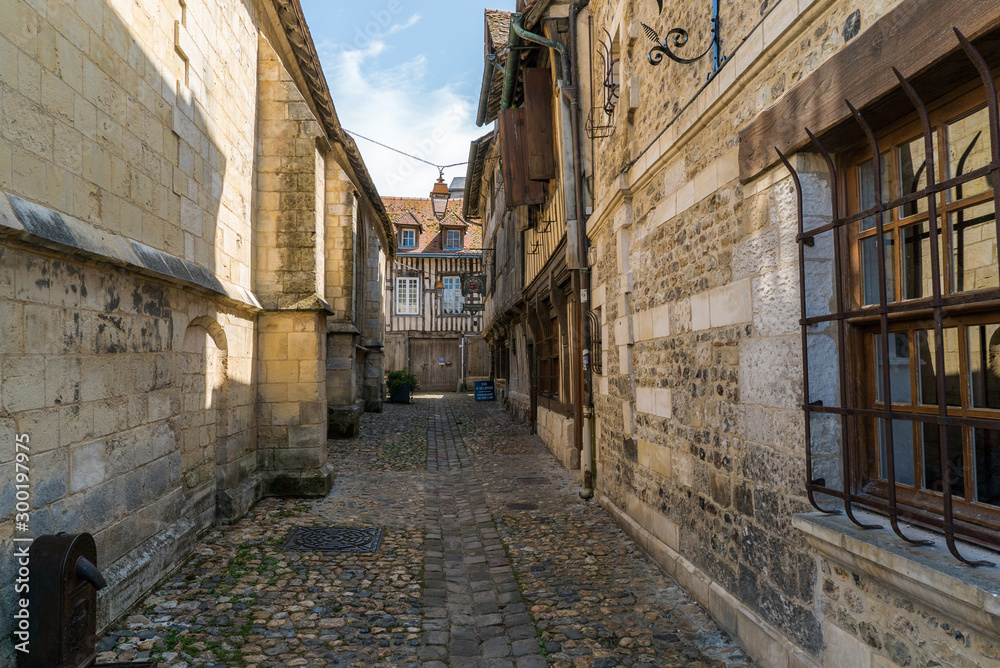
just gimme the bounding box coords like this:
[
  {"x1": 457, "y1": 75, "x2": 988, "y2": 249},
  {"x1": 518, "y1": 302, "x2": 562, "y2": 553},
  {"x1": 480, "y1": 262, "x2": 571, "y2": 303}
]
[
  {"x1": 499, "y1": 108, "x2": 546, "y2": 208},
  {"x1": 524, "y1": 68, "x2": 555, "y2": 181}
]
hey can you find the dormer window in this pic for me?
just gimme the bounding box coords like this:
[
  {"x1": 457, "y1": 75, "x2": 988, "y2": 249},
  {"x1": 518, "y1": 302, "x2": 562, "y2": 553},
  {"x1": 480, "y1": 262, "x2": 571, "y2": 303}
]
[
  {"x1": 400, "y1": 228, "x2": 417, "y2": 249},
  {"x1": 444, "y1": 229, "x2": 462, "y2": 250}
]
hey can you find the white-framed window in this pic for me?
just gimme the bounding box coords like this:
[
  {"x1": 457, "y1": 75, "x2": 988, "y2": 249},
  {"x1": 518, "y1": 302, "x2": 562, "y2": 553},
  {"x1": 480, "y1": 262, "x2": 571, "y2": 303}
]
[
  {"x1": 445, "y1": 229, "x2": 462, "y2": 250},
  {"x1": 396, "y1": 277, "x2": 419, "y2": 315},
  {"x1": 441, "y1": 276, "x2": 464, "y2": 315},
  {"x1": 400, "y1": 229, "x2": 416, "y2": 248}
]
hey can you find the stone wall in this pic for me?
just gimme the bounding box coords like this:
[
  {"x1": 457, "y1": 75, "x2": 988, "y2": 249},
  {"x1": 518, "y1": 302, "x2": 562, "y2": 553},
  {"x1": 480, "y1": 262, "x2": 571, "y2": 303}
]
[
  {"x1": 0, "y1": 0, "x2": 387, "y2": 662},
  {"x1": 584, "y1": 0, "x2": 1000, "y2": 666},
  {"x1": 0, "y1": 0, "x2": 264, "y2": 659},
  {"x1": 252, "y1": 30, "x2": 332, "y2": 492}
]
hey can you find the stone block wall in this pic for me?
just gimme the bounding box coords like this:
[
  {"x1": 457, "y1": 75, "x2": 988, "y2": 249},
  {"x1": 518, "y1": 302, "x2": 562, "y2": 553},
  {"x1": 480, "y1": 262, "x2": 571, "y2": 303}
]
[
  {"x1": 0, "y1": 233, "x2": 259, "y2": 644},
  {"x1": 0, "y1": 0, "x2": 392, "y2": 662},
  {"x1": 583, "y1": 0, "x2": 1000, "y2": 666},
  {"x1": 0, "y1": 0, "x2": 264, "y2": 661},
  {"x1": 256, "y1": 310, "x2": 330, "y2": 495},
  {"x1": 254, "y1": 33, "x2": 325, "y2": 306},
  {"x1": 325, "y1": 158, "x2": 355, "y2": 320},
  {"x1": 537, "y1": 406, "x2": 580, "y2": 476},
  {"x1": 361, "y1": 217, "x2": 386, "y2": 411}
]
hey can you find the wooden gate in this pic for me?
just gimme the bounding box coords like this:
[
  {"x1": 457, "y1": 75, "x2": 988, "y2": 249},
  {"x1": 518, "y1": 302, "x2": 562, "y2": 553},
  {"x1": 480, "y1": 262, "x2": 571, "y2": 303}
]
[{"x1": 409, "y1": 338, "x2": 460, "y2": 391}]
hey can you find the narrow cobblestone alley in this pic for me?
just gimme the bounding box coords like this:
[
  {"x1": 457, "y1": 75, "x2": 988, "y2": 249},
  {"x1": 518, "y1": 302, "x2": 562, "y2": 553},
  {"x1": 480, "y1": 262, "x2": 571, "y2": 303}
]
[{"x1": 97, "y1": 395, "x2": 752, "y2": 668}]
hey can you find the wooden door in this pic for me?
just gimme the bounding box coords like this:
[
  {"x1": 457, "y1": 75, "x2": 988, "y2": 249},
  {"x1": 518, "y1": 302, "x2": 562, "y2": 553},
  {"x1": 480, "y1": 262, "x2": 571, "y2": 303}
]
[{"x1": 409, "y1": 338, "x2": 460, "y2": 391}]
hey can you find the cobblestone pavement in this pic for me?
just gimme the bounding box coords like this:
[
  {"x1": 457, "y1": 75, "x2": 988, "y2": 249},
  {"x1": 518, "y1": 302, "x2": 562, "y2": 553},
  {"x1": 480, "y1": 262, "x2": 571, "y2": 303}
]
[{"x1": 97, "y1": 394, "x2": 752, "y2": 667}]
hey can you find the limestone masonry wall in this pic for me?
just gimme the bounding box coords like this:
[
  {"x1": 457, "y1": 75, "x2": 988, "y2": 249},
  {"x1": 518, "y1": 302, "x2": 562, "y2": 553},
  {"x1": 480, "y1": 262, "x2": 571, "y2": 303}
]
[
  {"x1": 586, "y1": 0, "x2": 1000, "y2": 666},
  {"x1": 0, "y1": 0, "x2": 385, "y2": 662}
]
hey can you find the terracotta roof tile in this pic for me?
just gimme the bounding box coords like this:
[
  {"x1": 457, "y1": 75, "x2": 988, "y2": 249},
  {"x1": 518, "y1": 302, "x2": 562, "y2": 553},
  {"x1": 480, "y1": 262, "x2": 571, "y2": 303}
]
[
  {"x1": 382, "y1": 197, "x2": 483, "y2": 254},
  {"x1": 486, "y1": 9, "x2": 511, "y2": 50}
]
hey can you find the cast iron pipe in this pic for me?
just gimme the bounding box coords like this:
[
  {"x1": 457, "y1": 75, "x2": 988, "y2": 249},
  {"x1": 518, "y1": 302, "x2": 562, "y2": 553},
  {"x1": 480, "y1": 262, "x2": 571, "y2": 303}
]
[{"x1": 571, "y1": 0, "x2": 594, "y2": 498}]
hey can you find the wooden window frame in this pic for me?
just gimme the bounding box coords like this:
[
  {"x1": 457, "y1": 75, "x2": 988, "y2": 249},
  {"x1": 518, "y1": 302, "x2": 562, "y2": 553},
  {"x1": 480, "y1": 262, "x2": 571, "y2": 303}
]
[
  {"x1": 539, "y1": 316, "x2": 560, "y2": 399},
  {"x1": 395, "y1": 276, "x2": 420, "y2": 316},
  {"x1": 444, "y1": 229, "x2": 463, "y2": 250},
  {"x1": 840, "y1": 82, "x2": 1000, "y2": 538},
  {"x1": 440, "y1": 275, "x2": 464, "y2": 316},
  {"x1": 400, "y1": 228, "x2": 417, "y2": 249}
]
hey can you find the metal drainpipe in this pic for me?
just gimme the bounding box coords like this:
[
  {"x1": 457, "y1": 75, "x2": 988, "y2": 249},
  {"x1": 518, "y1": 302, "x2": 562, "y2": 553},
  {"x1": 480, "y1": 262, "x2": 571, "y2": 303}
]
[
  {"x1": 510, "y1": 14, "x2": 572, "y2": 87},
  {"x1": 569, "y1": 0, "x2": 595, "y2": 500},
  {"x1": 478, "y1": 56, "x2": 506, "y2": 127},
  {"x1": 500, "y1": 16, "x2": 523, "y2": 109}
]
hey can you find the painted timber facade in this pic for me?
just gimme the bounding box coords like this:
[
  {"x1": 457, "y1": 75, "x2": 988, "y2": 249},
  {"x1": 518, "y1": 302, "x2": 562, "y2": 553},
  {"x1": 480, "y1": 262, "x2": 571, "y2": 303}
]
[{"x1": 383, "y1": 196, "x2": 490, "y2": 392}]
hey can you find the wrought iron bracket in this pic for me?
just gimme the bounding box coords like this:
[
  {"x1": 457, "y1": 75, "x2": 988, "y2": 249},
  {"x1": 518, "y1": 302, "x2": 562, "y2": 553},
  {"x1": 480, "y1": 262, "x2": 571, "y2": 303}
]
[{"x1": 642, "y1": 0, "x2": 725, "y2": 80}]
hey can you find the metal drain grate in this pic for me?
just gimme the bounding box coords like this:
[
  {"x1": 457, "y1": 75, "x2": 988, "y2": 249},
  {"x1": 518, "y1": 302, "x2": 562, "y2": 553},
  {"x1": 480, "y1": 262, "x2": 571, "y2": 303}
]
[
  {"x1": 517, "y1": 476, "x2": 550, "y2": 485},
  {"x1": 506, "y1": 503, "x2": 538, "y2": 511},
  {"x1": 281, "y1": 527, "x2": 383, "y2": 553}
]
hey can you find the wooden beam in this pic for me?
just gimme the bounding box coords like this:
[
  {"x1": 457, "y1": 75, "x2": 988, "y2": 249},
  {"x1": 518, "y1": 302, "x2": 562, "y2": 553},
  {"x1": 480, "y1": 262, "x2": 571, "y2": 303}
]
[
  {"x1": 739, "y1": 0, "x2": 1000, "y2": 182},
  {"x1": 549, "y1": 270, "x2": 566, "y2": 315}
]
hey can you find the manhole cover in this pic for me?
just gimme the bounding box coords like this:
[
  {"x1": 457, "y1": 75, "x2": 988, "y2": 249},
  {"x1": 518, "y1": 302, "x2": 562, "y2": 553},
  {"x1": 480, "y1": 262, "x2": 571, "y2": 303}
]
[
  {"x1": 506, "y1": 503, "x2": 538, "y2": 511},
  {"x1": 281, "y1": 527, "x2": 383, "y2": 553},
  {"x1": 517, "y1": 476, "x2": 550, "y2": 485}
]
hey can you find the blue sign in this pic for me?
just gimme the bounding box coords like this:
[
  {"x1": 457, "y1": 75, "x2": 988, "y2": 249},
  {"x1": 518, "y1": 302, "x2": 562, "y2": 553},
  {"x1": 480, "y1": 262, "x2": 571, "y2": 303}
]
[{"x1": 474, "y1": 380, "x2": 496, "y2": 401}]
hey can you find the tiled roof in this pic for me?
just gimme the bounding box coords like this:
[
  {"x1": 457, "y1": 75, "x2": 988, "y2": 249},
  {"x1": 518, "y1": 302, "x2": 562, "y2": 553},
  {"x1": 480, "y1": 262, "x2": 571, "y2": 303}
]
[
  {"x1": 463, "y1": 131, "x2": 496, "y2": 220},
  {"x1": 481, "y1": 10, "x2": 513, "y2": 126},
  {"x1": 382, "y1": 197, "x2": 483, "y2": 254},
  {"x1": 486, "y1": 9, "x2": 511, "y2": 50}
]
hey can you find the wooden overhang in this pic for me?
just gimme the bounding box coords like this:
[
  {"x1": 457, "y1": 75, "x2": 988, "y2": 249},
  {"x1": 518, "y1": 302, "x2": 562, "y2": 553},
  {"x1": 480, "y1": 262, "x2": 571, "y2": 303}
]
[
  {"x1": 739, "y1": 0, "x2": 1000, "y2": 183},
  {"x1": 463, "y1": 131, "x2": 496, "y2": 220}
]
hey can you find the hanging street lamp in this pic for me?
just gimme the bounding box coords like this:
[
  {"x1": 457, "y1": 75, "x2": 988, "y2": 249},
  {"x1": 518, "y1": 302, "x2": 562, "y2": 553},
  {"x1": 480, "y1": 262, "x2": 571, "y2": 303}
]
[{"x1": 430, "y1": 169, "x2": 451, "y2": 219}]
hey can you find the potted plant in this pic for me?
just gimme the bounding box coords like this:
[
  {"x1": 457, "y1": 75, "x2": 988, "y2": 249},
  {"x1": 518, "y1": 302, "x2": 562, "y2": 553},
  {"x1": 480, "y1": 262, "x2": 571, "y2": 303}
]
[{"x1": 386, "y1": 368, "x2": 419, "y2": 404}]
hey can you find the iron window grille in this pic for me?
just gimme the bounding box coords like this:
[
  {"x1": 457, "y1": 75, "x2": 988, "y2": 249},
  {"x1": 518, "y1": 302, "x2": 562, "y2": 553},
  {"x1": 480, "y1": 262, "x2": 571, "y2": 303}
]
[
  {"x1": 779, "y1": 29, "x2": 1000, "y2": 566},
  {"x1": 588, "y1": 308, "x2": 603, "y2": 375}
]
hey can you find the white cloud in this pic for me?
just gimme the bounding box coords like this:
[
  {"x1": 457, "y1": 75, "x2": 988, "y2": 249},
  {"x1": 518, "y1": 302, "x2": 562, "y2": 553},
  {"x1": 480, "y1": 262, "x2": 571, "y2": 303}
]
[
  {"x1": 386, "y1": 14, "x2": 422, "y2": 36},
  {"x1": 317, "y1": 19, "x2": 482, "y2": 198}
]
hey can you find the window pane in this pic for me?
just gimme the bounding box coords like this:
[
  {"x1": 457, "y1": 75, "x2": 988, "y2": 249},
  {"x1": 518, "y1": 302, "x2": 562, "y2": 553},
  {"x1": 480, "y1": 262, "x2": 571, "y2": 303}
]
[
  {"x1": 949, "y1": 201, "x2": 997, "y2": 294},
  {"x1": 968, "y1": 323, "x2": 1000, "y2": 410},
  {"x1": 875, "y1": 332, "x2": 912, "y2": 404},
  {"x1": 859, "y1": 155, "x2": 890, "y2": 231},
  {"x1": 916, "y1": 329, "x2": 962, "y2": 407},
  {"x1": 898, "y1": 136, "x2": 929, "y2": 218},
  {"x1": 973, "y1": 428, "x2": 1000, "y2": 506},
  {"x1": 946, "y1": 106, "x2": 993, "y2": 203},
  {"x1": 810, "y1": 412, "x2": 843, "y2": 484},
  {"x1": 878, "y1": 419, "x2": 916, "y2": 486},
  {"x1": 902, "y1": 221, "x2": 937, "y2": 300},
  {"x1": 861, "y1": 233, "x2": 895, "y2": 305},
  {"x1": 923, "y1": 423, "x2": 965, "y2": 498}
]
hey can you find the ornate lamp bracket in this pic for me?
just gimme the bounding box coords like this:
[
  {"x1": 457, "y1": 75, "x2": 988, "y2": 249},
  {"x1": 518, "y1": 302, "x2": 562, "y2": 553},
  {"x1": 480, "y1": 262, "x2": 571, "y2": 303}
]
[{"x1": 642, "y1": 0, "x2": 725, "y2": 80}]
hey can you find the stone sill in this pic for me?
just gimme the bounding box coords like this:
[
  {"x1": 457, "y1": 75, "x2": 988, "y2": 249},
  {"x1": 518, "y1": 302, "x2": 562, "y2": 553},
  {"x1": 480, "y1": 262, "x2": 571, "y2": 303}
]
[{"x1": 794, "y1": 510, "x2": 1000, "y2": 638}]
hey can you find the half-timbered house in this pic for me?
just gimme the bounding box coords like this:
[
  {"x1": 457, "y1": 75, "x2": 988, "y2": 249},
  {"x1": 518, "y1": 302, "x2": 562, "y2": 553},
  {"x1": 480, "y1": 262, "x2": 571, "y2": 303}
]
[{"x1": 383, "y1": 193, "x2": 490, "y2": 391}]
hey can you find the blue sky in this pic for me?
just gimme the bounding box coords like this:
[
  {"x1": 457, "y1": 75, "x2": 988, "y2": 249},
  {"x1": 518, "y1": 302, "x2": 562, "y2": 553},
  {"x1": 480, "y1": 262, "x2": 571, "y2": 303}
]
[{"x1": 300, "y1": 1, "x2": 514, "y2": 198}]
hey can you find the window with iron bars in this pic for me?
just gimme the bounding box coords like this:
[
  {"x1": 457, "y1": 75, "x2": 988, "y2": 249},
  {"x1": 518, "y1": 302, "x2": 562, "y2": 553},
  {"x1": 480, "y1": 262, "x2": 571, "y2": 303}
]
[{"x1": 782, "y1": 33, "x2": 1000, "y2": 564}]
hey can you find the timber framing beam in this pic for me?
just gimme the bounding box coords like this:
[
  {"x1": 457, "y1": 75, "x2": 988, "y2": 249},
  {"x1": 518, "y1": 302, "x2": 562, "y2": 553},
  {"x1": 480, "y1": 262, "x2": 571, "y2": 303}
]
[{"x1": 739, "y1": 0, "x2": 1000, "y2": 182}]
